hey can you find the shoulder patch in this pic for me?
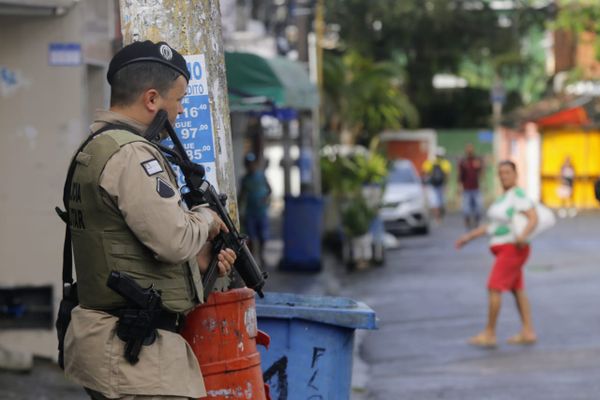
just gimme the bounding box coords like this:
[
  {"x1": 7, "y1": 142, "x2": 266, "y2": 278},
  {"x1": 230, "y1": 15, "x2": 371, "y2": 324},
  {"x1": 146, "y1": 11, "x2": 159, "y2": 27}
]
[
  {"x1": 156, "y1": 177, "x2": 176, "y2": 198},
  {"x1": 141, "y1": 159, "x2": 163, "y2": 176}
]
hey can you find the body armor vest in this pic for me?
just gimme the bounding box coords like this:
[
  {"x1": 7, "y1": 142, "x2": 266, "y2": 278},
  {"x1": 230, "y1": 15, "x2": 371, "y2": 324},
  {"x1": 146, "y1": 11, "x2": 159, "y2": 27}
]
[{"x1": 69, "y1": 129, "x2": 203, "y2": 313}]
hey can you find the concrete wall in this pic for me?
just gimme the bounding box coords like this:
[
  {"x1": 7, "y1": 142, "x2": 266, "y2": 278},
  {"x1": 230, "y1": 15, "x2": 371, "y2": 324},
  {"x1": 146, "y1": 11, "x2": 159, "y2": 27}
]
[
  {"x1": 436, "y1": 129, "x2": 496, "y2": 210},
  {"x1": 498, "y1": 124, "x2": 542, "y2": 203},
  {"x1": 0, "y1": 1, "x2": 113, "y2": 358}
]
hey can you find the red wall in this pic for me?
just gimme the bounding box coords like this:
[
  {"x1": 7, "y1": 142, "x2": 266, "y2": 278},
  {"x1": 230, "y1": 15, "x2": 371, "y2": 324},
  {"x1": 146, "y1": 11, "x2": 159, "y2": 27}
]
[{"x1": 386, "y1": 140, "x2": 429, "y2": 175}]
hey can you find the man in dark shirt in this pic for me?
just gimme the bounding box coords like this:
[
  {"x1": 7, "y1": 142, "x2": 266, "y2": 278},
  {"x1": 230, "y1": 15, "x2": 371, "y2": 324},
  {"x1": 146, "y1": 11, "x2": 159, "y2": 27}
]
[{"x1": 459, "y1": 143, "x2": 483, "y2": 229}]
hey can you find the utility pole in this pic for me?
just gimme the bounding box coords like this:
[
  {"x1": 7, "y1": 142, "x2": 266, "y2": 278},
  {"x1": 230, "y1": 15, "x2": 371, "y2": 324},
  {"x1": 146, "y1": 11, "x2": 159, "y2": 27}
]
[
  {"x1": 313, "y1": 0, "x2": 324, "y2": 195},
  {"x1": 491, "y1": 75, "x2": 506, "y2": 196},
  {"x1": 302, "y1": 0, "x2": 324, "y2": 195},
  {"x1": 119, "y1": 0, "x2": 237, "y2": 290}
]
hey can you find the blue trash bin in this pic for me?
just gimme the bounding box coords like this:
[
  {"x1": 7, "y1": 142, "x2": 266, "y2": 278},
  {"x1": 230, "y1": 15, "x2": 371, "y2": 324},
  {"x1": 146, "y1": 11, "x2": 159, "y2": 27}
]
[
  {"x1": 280, "y1": 195, "x2": 324, "y2": 271},
  {"x1": 256, "y1": 292, "x2": 378, "y2": 400}
]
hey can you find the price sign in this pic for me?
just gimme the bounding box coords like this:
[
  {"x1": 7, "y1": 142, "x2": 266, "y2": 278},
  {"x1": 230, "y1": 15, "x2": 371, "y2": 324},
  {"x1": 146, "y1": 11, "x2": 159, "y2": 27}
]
[{"x1": 163, "y1": 54, "x2": 218, "y2": 190}]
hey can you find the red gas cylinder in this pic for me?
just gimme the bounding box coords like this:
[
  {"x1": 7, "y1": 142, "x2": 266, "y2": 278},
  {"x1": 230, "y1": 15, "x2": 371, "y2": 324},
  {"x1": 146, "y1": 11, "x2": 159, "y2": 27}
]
[{"x1": 181, "y1": 288, "x2": 270, "y2": 400}]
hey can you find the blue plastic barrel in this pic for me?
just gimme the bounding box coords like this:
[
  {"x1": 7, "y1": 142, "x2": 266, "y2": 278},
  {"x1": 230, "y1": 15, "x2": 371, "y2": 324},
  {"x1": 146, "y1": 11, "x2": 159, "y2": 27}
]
[
  {"x1": 256, "y1": 292, "x2": 378, "y2": 400},
  {"x1": 280, "y1": 195, "x2": 324, "y2": 271}
]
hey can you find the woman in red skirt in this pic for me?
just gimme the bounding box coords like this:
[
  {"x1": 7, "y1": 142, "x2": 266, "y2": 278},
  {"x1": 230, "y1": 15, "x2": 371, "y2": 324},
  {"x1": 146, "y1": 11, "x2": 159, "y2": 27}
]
[{"x1": 456, "y1": 161, "x2": 538, "y2": 347}]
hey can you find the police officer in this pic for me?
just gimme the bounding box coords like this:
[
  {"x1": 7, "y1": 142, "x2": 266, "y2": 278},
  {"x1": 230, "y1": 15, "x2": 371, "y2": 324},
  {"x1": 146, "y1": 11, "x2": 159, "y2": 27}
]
[{"x1": 62, "y1": 40, "x2": 236, "y2": 399}]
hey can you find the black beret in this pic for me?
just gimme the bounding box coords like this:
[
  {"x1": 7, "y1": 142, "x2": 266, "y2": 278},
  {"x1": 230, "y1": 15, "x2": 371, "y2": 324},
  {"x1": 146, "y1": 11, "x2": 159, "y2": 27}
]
[{"x1": 107, "y1": 40, "x2": 190, "y2": 84}]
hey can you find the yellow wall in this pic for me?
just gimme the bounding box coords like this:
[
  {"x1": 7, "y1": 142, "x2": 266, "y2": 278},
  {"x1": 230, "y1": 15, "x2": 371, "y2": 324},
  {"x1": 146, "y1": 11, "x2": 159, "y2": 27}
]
[{"x1": 541, "y1": 129, "x2": 600, "y2": 208}]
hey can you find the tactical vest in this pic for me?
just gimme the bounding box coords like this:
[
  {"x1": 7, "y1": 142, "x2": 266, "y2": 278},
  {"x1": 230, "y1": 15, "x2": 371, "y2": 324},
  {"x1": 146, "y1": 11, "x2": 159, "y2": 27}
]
[{"x1": 69, "y1": 129, "x2": 203, "y2": 313}]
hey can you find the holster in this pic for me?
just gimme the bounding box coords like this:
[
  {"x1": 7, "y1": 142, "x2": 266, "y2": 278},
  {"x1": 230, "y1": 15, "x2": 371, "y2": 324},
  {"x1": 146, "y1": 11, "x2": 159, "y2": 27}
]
[
  {"x1": 109, "y1": 308, "x2": 182, "y2": 365},
  {"x1": 55, "y1": 283, "x2": 78, "y2": 370},
  {"x1": 116, "y1": 309, "x2": 158, "y2": 344}
]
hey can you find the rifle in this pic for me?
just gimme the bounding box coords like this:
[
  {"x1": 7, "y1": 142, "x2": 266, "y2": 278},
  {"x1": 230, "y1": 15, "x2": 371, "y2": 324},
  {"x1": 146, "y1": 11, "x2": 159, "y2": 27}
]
[
  {"x1": 146, "y1": 110, "x2": 268, "y2": 301},
  {"x1": 106, "y1": 271, "x2": 163, "y2": 364}
]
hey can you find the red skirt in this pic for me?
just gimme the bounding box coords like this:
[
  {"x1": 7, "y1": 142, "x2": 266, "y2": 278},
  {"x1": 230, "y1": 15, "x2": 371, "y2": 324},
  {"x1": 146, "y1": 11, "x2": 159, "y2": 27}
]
[{"x1": 487, "y1": 244, "x2": 530, "y2": 291}]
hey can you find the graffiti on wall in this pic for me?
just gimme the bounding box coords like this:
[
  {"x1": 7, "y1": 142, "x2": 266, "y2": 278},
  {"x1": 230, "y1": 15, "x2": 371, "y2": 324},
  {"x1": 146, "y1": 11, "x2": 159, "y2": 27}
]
[
  {"x1": 0, "y1": 66, "x2": 29, "y2": 97},
  {"x1": 306, "y1": 347, "x2": 326, "y2": 400},
  {"x1": 263, "y1": 346, "x2": 328, "y2": 400},
  {"x1": 263, "y1": 356, "x2": 288, "y2": 399}
]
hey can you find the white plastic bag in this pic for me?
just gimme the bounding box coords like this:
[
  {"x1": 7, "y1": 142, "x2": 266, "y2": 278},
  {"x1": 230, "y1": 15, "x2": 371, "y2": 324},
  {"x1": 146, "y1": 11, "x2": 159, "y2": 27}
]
[{"x1": 513, "y1": 203, "x2": 556, "y2": 240}]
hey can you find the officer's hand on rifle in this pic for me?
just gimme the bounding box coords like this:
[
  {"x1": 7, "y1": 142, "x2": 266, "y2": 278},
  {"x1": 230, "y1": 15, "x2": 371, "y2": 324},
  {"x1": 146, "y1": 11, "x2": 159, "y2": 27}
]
[
  {"x1": 206, "y1": 209, "x2": 229, "y2": 240},
  {"x1": 216, "y1": 248, "x2": 236, "y2": 277},
  {"x1": 196, "y1": 242, "x2": 236, "y2": 277}
]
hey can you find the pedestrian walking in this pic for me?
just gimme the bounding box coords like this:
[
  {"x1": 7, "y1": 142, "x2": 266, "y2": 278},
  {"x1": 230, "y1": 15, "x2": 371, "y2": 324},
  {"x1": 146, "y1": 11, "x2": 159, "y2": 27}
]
[
  {"x1": 458, "y1": 143, "x2": 483, "y2": 229},
  {"x1": 557, "y1": 156, "x2": 576, "y2": 218},
  {"x1": 455, "y1": 160, "x2": 538, "y2": 348},
  {"x1": 58, "y1": 40, "x2": 237, "y2": 399},
  {"x1": 238, "y1": 152, "x2": 271, "y2": 268},
  {"x1": 422, "y1": 147, "x2": 451, "y2": 223}
]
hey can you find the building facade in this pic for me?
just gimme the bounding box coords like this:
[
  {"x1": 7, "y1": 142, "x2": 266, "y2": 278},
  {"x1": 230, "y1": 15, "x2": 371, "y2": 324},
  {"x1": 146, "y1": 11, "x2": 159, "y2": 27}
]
[{"x1": 0, "y1": 0, "x2": 117, "y2": 358}]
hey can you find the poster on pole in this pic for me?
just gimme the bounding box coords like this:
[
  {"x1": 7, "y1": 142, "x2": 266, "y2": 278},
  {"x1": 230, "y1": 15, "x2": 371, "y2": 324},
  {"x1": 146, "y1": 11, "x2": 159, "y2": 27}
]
[{"x1": 163, "y1": 54, "x2": 218, "y2": 192}]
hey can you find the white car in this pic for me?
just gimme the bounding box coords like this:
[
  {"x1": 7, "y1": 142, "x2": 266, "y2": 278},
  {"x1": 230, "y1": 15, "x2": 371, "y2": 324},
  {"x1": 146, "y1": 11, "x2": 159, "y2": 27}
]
[{"x1": 379, "y1": 159, "x2": 430, "y2": 235}]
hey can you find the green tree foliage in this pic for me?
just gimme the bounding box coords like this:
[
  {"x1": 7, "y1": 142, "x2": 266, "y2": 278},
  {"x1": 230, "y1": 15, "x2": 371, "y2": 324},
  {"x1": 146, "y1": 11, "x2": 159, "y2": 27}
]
[
  {"x1": 325, "y1": 0, "x2": 554, "y2": 126},
  {"x1": 323, "y1": 50, "x2": 418, "y2": 144},
  {"x1": 320, "y1": 144, "x2": 388, "y2": 236},
  {"x1": 554, "y1": 1, "x2": 600, "y2": 60},
  {"x1": 339, "y1": 196, "x2": 378, "y2": 237},
  {"x1": 458, "y1": 26, "x2": 549, "y2": 104},
  {"x1": 320, "y1": 145, "x2": 388, "y2": 196}
]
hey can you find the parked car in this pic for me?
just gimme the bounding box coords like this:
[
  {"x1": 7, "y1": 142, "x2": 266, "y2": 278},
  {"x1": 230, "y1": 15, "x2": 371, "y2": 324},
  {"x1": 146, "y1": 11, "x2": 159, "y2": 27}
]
[{"x1": 380, "y1": 159, "x2": 430, "y2": 235}]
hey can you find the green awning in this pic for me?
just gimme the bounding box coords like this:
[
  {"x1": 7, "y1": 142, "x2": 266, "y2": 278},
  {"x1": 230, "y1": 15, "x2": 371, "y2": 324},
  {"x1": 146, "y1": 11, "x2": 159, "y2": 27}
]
[{"x1": 225, "y1": 52, "x2": 319, "y2": 112}]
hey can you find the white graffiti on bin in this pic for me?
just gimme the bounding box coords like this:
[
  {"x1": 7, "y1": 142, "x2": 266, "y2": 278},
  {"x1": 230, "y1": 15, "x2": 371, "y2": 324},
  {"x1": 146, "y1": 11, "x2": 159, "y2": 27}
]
[
  {"x1": 244, "y1": 306, "x2": 257, "y2": 337},
  {"x1": 206, "y1": 382, "x2": 252, "y2": 398}
]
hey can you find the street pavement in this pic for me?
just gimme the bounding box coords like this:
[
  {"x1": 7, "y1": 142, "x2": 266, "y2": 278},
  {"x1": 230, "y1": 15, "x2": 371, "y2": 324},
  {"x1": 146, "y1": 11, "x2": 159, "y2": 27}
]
[
  {"x1": 3, "y1": 212, "x2": 600, "y2": 399},
  {"x1": 341, "y1": 212, "x2": 600, "y2": 400}
]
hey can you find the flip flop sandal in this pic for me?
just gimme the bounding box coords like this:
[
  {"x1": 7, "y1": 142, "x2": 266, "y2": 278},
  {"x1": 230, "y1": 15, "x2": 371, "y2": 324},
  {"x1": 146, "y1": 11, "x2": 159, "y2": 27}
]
[
  {"x1": 506, "y1": 334, "x2": 537, "y2": 345},
  {"x1": 468, "y1": 335, "x2": 497, "y2": 348}
]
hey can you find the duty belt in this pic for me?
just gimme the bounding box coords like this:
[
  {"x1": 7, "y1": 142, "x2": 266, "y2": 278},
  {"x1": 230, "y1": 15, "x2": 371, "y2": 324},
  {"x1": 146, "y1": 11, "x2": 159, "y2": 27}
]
[{"x1": 107, "y1": 308, "x2": 184, "y2": 333}]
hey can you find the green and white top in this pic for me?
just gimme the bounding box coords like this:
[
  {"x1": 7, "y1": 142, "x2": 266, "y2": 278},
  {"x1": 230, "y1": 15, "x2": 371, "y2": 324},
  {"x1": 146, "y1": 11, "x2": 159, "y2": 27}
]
[{"x1": 486, "y1": 187, "x2": 534, "y2": 246}]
